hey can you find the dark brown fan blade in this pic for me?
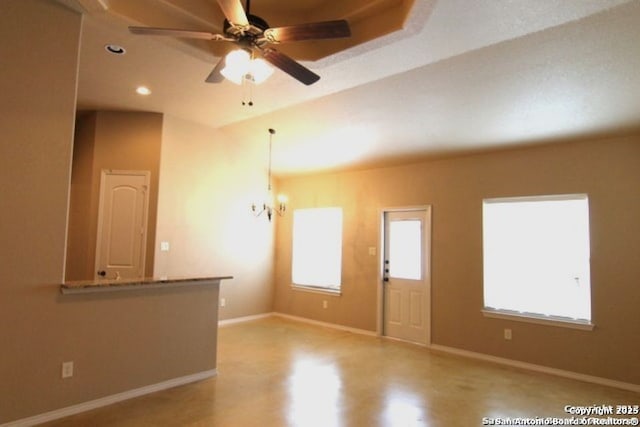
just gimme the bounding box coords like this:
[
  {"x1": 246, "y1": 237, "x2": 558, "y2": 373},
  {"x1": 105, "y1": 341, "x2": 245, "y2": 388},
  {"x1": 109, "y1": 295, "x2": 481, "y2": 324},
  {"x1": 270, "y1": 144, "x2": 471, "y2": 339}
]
[
  {"x1": 263, "y1": 20, "x2": 350, "y2": 43},
  {"x1": 216, "y1": 0, "x2": 249, "y2": 26},
  {"x1": 205, "y1": 56, "x2": 226, "y2": 83},
  {"x1": 129, "y1": 26, "x2": 223, "y2": 40},
  {"x1": 260, "y1": 48, "x2": 320, "y2": 85}
]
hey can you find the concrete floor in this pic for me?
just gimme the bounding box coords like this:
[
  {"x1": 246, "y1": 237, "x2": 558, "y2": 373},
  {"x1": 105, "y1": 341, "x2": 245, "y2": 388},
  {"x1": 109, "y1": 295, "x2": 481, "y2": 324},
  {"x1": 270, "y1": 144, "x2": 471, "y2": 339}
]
[{"x1": 43, "y1": 316, "x2": 639, "y2": 426}]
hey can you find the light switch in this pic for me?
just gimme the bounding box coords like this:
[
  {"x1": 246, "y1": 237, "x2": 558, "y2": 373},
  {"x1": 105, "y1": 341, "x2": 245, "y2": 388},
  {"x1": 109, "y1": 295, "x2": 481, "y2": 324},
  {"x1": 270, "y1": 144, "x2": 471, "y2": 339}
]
[
  {"x1": 368, "y1": 246, "x2": 376, "y2": 256},
  {"x1": 160, "y1": 241, "x2": 170, "y2": 252}
]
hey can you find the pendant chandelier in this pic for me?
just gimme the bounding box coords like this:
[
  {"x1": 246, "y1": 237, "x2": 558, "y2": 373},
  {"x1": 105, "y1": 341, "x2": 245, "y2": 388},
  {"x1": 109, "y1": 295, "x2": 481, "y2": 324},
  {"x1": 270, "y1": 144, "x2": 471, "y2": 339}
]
[{"x1": 252, "y1": 128, "x2": 287, "y2": 221}]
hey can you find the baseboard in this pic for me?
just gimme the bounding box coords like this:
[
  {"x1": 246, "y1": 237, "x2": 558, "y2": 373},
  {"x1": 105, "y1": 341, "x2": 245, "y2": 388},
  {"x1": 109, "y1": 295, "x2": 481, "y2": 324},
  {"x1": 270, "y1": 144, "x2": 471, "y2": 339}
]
[
  {"x1": 1, "y1": 370, "x2": 217, "y2": 427},
  {"x1": 271, "y1": 313, "x2": 639, "y2": 393},
  {"x1": 430, "y1": 344, "x2": 640, "y2": 393},
  {"x1": 218, "y1": 312, "x2": 376, "y2": 338},
  {"x1": 218, "y1": 312, "x2": 274, "y2": 327},
  {"x1": 273, "y1": 312, "x2": 377, "y2": 337}
]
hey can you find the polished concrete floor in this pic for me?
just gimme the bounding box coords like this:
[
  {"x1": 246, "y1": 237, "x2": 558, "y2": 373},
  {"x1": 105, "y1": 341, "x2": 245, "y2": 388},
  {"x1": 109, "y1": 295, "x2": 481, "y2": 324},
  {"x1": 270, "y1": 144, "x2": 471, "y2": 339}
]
[{"x1": 44, "y1": 316, "x2": 638, "y2": 426}]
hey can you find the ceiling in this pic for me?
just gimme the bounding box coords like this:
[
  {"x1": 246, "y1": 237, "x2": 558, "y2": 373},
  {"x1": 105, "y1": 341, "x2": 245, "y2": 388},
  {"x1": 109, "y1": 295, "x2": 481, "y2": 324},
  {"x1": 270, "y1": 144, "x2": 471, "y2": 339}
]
[{"x1": 62, "y1": 0, "x2": 640, "y2": 176}]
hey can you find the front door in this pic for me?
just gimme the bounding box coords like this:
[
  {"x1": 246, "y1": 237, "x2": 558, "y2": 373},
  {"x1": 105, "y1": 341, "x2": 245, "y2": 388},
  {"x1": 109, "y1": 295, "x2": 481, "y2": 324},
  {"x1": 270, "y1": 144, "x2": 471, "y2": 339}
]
[
  {"x1": 383, "y1": 208, "x2": 431, "y2": 345},
  {"x1": 95, "y1": 170, "x2": 150, "y2": 280}
]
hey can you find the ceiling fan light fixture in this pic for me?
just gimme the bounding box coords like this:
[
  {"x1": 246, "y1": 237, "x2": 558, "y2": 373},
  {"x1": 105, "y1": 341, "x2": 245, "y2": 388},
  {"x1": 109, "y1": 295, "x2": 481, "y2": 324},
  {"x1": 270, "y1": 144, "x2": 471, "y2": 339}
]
[
  {"x1": 221, "y1": 48, "x2": 274, "y2": 85},
  {"x1": 249, "y1": 58, "x2": 274, "y2": 84},
  {"x1": 221, "y1": 49, "x2": 251, "y2": 85}
]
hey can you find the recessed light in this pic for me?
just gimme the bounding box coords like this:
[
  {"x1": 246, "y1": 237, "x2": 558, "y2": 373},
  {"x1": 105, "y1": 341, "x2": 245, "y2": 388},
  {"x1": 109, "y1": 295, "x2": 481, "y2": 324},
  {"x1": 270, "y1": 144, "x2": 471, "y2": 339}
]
[
  {"x1": 136, "y1": 86, "x2": 151, "y2": 96},
  {"x1": 105, "y1": 44, "x2": 126, "y2": 55}
]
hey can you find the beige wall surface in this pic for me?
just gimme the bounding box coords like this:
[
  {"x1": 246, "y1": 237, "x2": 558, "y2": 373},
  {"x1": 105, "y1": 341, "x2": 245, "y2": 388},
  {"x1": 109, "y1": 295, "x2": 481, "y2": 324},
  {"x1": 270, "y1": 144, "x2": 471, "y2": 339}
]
[
  {"x1": 155, "y1": 115, "x2": 275, "y2": 320},
  {"x1": 66, "y1": 111, "x2": 162, "y2": 281},
  {"x1": 274, "y1": 135, "x2": 640, "y2": 385},
  {"x1": 65, "y1": 114, "x2": 97, "y2": 281},
  {"x1": 0, "y1": 2, "x2": 219, "y2": 423}
]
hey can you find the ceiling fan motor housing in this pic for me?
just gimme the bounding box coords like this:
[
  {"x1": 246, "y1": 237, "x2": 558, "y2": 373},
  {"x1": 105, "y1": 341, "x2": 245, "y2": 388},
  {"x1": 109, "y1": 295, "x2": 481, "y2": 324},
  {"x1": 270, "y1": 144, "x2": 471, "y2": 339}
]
[{"x1": 224, "y1": 14, "x2": 270, "y2": 46}]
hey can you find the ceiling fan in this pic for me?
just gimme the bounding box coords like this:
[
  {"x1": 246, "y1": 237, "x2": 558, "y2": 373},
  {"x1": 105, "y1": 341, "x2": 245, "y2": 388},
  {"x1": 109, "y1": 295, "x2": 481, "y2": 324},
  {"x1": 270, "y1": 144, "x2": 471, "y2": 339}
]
[{"x1": 129, "y1": 0, "x2": 351, "y2": 85}]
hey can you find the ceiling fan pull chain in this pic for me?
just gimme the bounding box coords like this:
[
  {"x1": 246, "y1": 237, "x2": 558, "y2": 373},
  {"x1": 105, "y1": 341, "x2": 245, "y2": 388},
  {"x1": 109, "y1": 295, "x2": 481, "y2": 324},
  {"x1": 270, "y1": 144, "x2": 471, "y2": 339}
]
[{"x1": 241, "y1": 77, "x2": 254, "y2": 107}]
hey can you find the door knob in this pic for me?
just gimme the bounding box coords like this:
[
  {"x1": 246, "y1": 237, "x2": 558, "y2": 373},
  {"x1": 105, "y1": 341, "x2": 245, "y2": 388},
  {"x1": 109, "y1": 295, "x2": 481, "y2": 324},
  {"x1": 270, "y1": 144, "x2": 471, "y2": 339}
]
[{"x1": 97, "y1": 270, "x2": 106, "y2": 277}]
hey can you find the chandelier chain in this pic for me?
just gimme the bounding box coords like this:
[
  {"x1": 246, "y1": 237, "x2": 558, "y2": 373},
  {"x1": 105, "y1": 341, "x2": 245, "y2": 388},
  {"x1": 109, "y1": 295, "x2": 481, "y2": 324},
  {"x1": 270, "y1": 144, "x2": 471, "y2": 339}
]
[{"x1": 268, "y1": 128, "x2": 275, "y2": 191}]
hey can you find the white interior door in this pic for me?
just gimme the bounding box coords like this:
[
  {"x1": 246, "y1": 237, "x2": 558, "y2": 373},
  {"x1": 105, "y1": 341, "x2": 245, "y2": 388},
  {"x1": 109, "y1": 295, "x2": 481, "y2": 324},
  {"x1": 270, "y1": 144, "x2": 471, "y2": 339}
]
[
  {"x1": 95, "y1": 170, "x2": 150, "y2": 280},
  {"x1": 383, "y1": 208, "x2": 431, "y2": 345}
]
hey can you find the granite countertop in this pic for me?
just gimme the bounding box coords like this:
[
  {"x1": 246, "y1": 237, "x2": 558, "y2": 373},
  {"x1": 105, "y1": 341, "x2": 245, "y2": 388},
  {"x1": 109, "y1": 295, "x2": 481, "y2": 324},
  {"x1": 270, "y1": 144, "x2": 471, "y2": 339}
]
[{"x1": 60, "y1": 276, "x2": 233, "y2": 294}]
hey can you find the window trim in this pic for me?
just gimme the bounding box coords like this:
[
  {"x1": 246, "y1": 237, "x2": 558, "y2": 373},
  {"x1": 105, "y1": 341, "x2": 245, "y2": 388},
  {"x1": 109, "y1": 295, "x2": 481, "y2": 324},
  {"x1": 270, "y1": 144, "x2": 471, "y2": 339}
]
[
  {"x1": 483, "y1": 193, "x2": 588, "y2": 205},
  {"x1": 482, "y1": 308, "x2": 594, "y2": 331},
  {"x1": 482, "y1": 193, "x2": 593, "y2": 330},
  {"x1": 291, "y1": 284, "x2": 342, "y2": 296}
]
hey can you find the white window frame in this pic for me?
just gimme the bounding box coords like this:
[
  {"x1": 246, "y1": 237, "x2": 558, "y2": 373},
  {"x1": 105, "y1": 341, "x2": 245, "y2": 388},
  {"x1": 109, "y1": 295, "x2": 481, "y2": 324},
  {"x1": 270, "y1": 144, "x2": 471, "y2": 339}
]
[
  {"x1": 291, "y1": 207, "x2": 343, "y2": 295},
  {"x1": 481, "y1": 194, "x2": 594, "y2": 331}
]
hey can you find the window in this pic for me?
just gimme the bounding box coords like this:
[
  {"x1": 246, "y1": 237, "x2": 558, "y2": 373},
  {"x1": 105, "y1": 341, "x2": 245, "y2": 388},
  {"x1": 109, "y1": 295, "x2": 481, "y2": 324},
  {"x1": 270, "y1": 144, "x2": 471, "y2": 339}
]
[
  {"x1": 482, "y1": 194, "x2": 592, "y2": 327},
  {"x1": 292, "y1": 207, "x2": 343, "y2": 292}
]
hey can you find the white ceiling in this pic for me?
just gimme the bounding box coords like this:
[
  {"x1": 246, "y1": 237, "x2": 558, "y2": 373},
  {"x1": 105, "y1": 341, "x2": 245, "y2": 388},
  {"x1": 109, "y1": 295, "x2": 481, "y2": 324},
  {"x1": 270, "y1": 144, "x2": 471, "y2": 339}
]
[{"x1": 69, "y1": 0, "x2": 640, "y2": 175}]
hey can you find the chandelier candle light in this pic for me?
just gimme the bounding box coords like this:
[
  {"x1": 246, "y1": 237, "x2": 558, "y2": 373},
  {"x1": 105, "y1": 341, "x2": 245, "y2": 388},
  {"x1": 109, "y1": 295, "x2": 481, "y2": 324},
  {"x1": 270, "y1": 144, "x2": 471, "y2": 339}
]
[{"x1": 252, "y1": 128, "x2": 287, "y2": 221}]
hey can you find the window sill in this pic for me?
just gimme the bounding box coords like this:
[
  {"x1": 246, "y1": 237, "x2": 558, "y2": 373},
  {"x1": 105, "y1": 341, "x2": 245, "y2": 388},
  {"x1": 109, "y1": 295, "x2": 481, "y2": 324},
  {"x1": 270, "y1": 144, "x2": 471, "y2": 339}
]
[
  {"x1": 291, "y1": 284, "x2": 342, "y2": 296},
  {"x1": 482, "y1": 309, "x2": 595, "y2": 331}
]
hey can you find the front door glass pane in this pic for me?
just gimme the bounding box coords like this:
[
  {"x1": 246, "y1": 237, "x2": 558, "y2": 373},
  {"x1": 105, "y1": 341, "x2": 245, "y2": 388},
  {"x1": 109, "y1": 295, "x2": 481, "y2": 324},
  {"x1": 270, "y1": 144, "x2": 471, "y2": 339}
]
[{"x1": 389, "y1": 220, "x2": 422, "y2": 280}]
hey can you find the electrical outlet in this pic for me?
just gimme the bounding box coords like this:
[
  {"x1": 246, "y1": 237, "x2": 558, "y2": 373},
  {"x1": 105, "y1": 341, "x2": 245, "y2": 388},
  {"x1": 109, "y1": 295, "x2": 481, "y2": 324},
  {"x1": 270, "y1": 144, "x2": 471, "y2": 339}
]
[
  {"x1": 62, "y1": 361, "x2": 74, "y2": 379},
  {"x1": 504, "y1": 328, "x2": 512, "y2": 340},
  {"x1": 323, "y1": 300, "x2": 328, "y2": 309},
  {"x1": 220, "y1": 298, "x2": 226, "y2": 308}
]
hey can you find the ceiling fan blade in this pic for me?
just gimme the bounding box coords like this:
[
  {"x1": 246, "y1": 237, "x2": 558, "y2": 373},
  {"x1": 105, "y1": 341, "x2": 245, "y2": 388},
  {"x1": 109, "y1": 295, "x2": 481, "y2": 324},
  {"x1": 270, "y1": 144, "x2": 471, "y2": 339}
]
[
  {"x1": 260, "y1": 48, "x2": 320, "y2": 85},
  {"x1": 216, "y1": 0, "x2": 249, "y2": 26},
  {"x1": 129, "y1": 26, "x2": 223, "y2": 40},
  {"x1": 263, "y1": 20, "x2": 351, "y2": 43},
  {"x1": 205, "y1": 56, "x2": 226, "y2": 83}
]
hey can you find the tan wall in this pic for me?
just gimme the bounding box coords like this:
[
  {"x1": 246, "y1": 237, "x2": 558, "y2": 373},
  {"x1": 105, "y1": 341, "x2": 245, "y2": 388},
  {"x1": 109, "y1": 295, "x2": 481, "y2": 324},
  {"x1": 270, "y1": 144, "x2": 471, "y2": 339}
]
[
  {"x1": 65, "y1": 111, "x2": 162, "y2": 281},
  {"x1": 66, "y1": 114, "x2": 97, "y2": 280},
  {"x1": 155, "y1": 115, "x2": 275, "y2": 320},
  {"x1": 274, "y1": 135, "x2": 640, "y2": 385},
  {"x1": 0, "y1": 2, "x2": 219, "y2": 423}
]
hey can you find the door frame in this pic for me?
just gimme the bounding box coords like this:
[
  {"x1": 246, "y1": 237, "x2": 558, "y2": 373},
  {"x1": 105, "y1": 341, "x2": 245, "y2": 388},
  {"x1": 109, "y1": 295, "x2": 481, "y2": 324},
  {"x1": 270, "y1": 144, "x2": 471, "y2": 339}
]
[
  {"x1": 94, "y1": 169, "x2": 151, "y2": 280},
  {"x1": 376, "y1": 205, "x2": 432, "y2": 345}
]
